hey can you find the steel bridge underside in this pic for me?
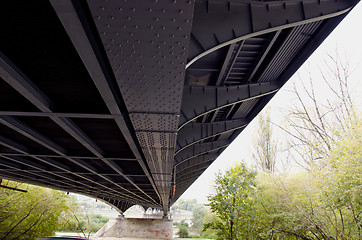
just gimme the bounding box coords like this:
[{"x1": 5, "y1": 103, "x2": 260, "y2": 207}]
[{"x1": 0, "y1": 0, "x2": 358, "y2": 214}]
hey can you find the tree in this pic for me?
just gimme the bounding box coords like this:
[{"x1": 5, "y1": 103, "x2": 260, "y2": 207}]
[
  {"x1": 176, "y1": 220, "x2": 189, "y2": 238},
  {"x1": 280, "y1": 52, "x2": 356, "y2": 170},
  {"x1": 204, "y1": 163, "x2": 257, "y2": 240},
  {"x1": 252, "y1": 107, "x2": 277, "y2": 172},
  {"x1": 191, "y1": 204, "x2": 206, "y2": 236},
  {"x1": 0, "y1": 181, "x2": 73, "y2": 240}
]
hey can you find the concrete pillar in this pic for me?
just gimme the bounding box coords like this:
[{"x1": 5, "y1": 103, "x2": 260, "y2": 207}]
[{"x1": 94, "y1": 217, "x2": 173, "y2": 239}]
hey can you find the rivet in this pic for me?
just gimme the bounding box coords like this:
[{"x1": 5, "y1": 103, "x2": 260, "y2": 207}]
[
  {"x1": 109, "y1": 16, "x2": 115, "y2": 20},
  {"x1": 154, "y1": 17, "x2": 159, "y2": 21},
  {"x1": 155, "y1": 33, "x2": 160, "y2": 37},
  {"x1": 148, "y1": 8, "x2": 152, "y2": 12},
  {"x1": 102, "y1": 32, "x2": 106, "y2": 35},
  {"x1": 184, "y1": 35, "x2": 188, "y2": 38},
  {"x1": 96, "y1": 16, "x2": 101, "y2": 20},
  {"x1": 150, "y1": 40, "x2": 154, "y2": 44},
  {"x1": 129, "y1": 33, "x2": 134, "y2": 36},
  {"x1": 106, "y1": 24, "x2": 111, "y2": 28},
  {"x1": 118, "y1": 7, "x2": 123, "y2": 11},
  {"x1": 126, "y1": 16, "x2": 131, "y2": 20},
  {"x1": 154, "y1": 0, "x2": 158, "y2": 2},
  {"x1": 185, "y1": 19, "x2": 190, "y2": 23},
  {"x1": 137, "y1": 40, "x2": 141, "y2": 43},
  {"x1": 122, "y1": 24, "x2": 126, "y2": 28},
  {"x1": 134, "y1": 25, "x2": 138, "y2": 29},
  {"x1": 179, "y1": 10, "x2": 184, "y2": 13},
  {"x1": 171, "y1": 18, "x2": 176, "y2": 22},
  {"x1": 170, "y1": 34, "x2": 175, "y2": 38},
  {"x1": 149, "y1": 25, "x2": 154, "y2": 29},
  {"x1": 130, "y1": 8, "x2": 136, "y2": 12},
  {"x1": 178, "y1": 27, "x2": 182, "y2": 30},
  {"x1": 161, "y1": 26, "x2": 166, "y2": 30},
  {"x1": 100, "y1": 6, "x2": 105, "y2": 11},
  {"x1": 173, "y1": 0, "x2": 177, "y2": 3},
  {"x1": 161, "y1": 9, "x2": 166, "y2": 13}
]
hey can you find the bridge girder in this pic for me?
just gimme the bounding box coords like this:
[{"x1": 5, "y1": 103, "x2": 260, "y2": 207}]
[{"x1": 0, "y1": 0, "x2": 359, "y2": 213}]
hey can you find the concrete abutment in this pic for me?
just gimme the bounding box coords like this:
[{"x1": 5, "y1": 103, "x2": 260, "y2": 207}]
[{"x1": 95, "y1": 217, "x2": 173, "y2": 239}]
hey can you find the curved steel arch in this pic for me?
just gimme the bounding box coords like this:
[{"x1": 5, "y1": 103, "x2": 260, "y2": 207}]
[{"x1": 187, "y1": 0, "x2": 354, "y2": 67}]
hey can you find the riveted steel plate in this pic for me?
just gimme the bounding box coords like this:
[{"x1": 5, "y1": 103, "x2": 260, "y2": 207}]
[
  {"x1": 87, "y1": 0, "x2": 195, "y2": 210},
  {"x1": 88, "y1": 0, "x2": 194, "y2": 113},
  {"x1": 129, "y1": 113, "x2": 179, "y2": 131}
]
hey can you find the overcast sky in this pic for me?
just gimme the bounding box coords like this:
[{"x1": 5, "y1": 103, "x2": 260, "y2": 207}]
[{"x1": 180, "y1": 3, "x2": 362, "y2": 203}]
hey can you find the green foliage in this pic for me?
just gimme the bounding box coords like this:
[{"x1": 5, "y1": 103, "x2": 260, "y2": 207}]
[
  {"x1": 172, "y1": 198, "x2": 198, "y2": 211},
  {"x1": 176, "y1": 220, "x2": 189, "y2": 238},
  {"x1": 191, "y1": 204, "x2": 206, "y2": 236},
  {"x1": 252, "y1": 107, "x2": 277, "y2": 172},
  {"x1": 57, "y1": 212, "x2": 109, "y2": 233},
  {"x1": 0, "y1": 182, "x2": 73, "y2": 240},
  {"x1": 205, "y1": 116, "x2": 361, "y2": 239},
  {"x1": 205, "y1": 163, "x2": 257, "y2": 240}
]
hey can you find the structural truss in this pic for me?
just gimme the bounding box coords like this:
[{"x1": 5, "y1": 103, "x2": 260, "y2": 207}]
[{"x1": 0, "y1": 0, "x2": 359, "y2": 214}]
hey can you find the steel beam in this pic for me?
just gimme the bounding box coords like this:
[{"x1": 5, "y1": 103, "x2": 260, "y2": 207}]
[
  {"x1": 176, "y1": 161, "x2": 214, "y2": 180},
  {"x1": 179, "y1": 82, "x2": 279, "y2": 128},
  {"x1": 216, "y1": 41, "x2": 244, "y2": 86},
  {"x1": 0, "y1": 116, "x2": 158, "y2": 206},
  {"x1": 174, "y1": 139, "x2": 230, "y2": 165},
  {"x1": 50, "y1": 0, "x2": 161, "y2": 203},
  {"x1": 176, "y1": 167, "x2": 208, "y2": 184},
  {"x1": 0, "y1": 51, "x2": 158, "y2": 205},
  {"x1": 0, "y1": 111, "x2": 118, "y2": 119},
  {"x1": 0, "y1": 136, "x2": 148, "y2": 205},
  {"x1": 176, "y1": 153, "x2": 218, "y2": 173},
  {"x1": 188, "y1": 0, "x2": 356, "y2": 67},
  {"x1": 176, "y1": 119, "x2": 248, "y2": 153},
  {"x1": 0, "y1": 152, "x2": 137, "y2": 162}
]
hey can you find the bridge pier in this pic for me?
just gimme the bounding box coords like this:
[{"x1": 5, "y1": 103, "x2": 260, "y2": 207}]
[{"x1": 94, "y1": 217, "x2": 173, "y2": 239}]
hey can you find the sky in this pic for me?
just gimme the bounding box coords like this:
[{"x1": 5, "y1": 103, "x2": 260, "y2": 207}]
[{"x1": 180, "y1": 2, "x2": 362, "y2": 203}]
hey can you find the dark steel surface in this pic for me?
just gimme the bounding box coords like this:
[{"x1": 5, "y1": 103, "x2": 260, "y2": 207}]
[{"x1": 0, "y1": 0, "x2": 358, "y2": 213}]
